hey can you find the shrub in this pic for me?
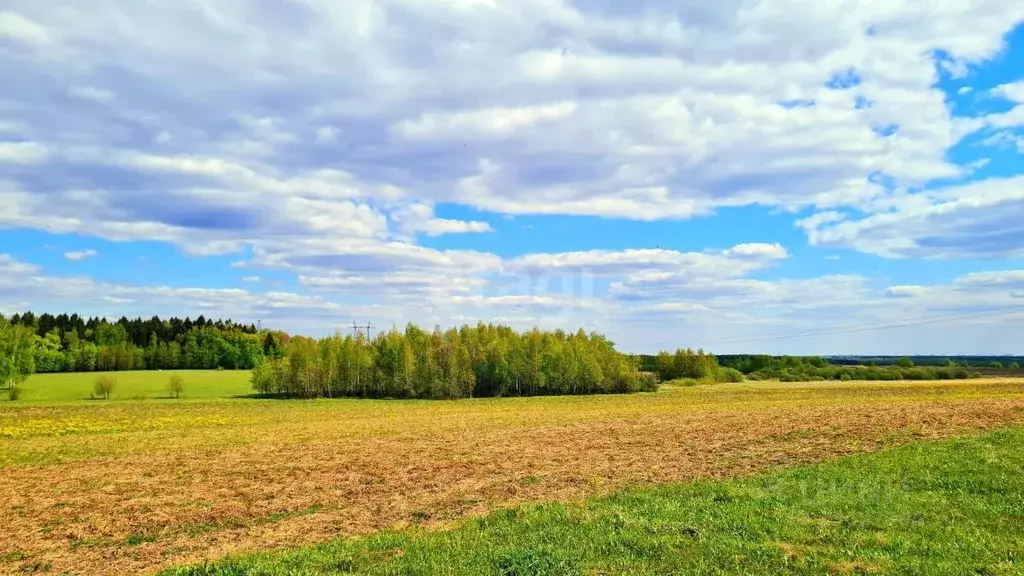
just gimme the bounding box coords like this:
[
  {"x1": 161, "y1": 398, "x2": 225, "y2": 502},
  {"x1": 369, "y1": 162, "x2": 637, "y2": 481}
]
[
  {"x1": 716, "y1": 367, "x2": 745, "y2": 383},
  {"x1": 93, "y1": 375, "x2": 116, "y2": 400},
  {"x1": 8, "y1": 385, "x2": 21, "y2": 401},
  {"x1": 168, "y1": 374, "x2": 185, "y2": 399},
  {"x1": 666, "y1": 378, "x2": 701, "y2": 387},
  {"x1": 634, "y1": 372, "x2": 660, "y2": 392},
  {"x1": 1010, "y1": 362, "x2": 1021, "y2": 370}
]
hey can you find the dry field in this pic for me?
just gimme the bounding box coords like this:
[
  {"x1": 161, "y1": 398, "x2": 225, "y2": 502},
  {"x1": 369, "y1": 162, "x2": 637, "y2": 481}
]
[{"x1": 2, "y1": 378, "x2": 1024, "y2": 575}]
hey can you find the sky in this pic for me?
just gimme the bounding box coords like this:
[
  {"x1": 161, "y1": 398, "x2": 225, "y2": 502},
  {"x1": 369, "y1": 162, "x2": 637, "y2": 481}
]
[{"x1": 1, "y1": 1, "x2": 1023, "y2": 355}]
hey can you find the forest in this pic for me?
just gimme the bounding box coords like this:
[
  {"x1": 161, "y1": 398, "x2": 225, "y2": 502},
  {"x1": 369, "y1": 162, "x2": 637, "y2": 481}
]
[
  {"x1": 3, "y1": 310, "x2": 1008, "y2": 394},
  {"x1": 252, "y1": 323, "x2": 656, "y2": 399},
  {"x1": 1, "y1": 311, "x2": 287, "y2": 373}
]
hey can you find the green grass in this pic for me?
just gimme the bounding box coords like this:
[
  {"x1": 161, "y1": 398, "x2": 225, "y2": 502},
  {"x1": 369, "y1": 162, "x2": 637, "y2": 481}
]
[
  {"x1": 165, "y1": 428, "x2": 1024, "y2": 576},
  {"x1": 9, "y1": 370, "x2": 252, "y2": 403}
]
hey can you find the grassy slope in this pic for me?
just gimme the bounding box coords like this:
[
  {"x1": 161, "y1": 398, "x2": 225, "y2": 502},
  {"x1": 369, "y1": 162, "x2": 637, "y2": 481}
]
[
  {"x1": 10, "y1": 370, "x2": 252, "y2": 403},
  {"x1": 167, "y1": 428, "x2": 1024, "y2": 576}
]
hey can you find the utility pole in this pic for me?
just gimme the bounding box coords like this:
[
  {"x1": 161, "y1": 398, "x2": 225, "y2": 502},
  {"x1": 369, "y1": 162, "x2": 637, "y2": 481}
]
[
  {"x1": 352, "y1": 321, "x2": 361, "y2": 395},
  {"x1": 363, "y1": 322, "x2": 374, "y2": 398}
]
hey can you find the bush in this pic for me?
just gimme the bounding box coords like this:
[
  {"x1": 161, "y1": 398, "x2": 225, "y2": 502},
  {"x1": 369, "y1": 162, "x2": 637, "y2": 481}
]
[
  {"x1": 93, "y1": 375, "x2": 116, "y2": 400},
  {"x1": 168, "y1": 374, "x2": 185, "y2": 398},
  {"x1": 634, "y1": 372, "x2": 660, "y2": 392},
  {"x1": 716, "y1": 367, "x2": 745, "y2": 383},
  {"x1": 1010, "y1": 362, "x2": 1021, "y2": 370},
  {"x1": 666, "y1": 378, "x2": 701, "y2": 387},
  {"x1": 8, "y1": 385, "x2": 21, "y2": 401}
]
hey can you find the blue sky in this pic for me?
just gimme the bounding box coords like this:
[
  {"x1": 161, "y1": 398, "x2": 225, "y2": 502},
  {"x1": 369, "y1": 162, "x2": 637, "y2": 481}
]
[{"x1": 1, "y1": 1, "x2": 1023, "y2": 354}]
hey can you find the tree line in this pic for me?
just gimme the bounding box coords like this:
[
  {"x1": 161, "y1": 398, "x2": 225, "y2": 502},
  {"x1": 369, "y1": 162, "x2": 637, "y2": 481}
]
[
  {"x1": 3, "y1": 311, "x2": 289, "y2": 374},
  {"x1": 681, "y1": 354, "x2": 982, "y2": 382},
  {"x1": 252, "y1": 323, "x2": 657, "y2": 399},
  {"x1": 639, "y1": 352, "x2": 988, "y2": 383}
]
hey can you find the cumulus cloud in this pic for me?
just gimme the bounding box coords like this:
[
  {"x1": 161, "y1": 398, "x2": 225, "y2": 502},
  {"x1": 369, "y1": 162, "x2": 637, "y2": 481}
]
[
  {"x1": 1, "y1": 1, "x2": 1021, "y2": 245},
  {"x1": 994, "y1": 81, "x2": 1024, "y2": 103},
  {"x1": 799, "y1": 176, "x2": 1024, "y2": 258},
  {"x1": 389, "y1": 202, "x2": 492, "y2": 238},
  {"x1": 63, "y1": 249, "x2": 97, "y2": 261},
  {"x1": 2, "y1": 2, "x2": 1024, "y2": 351}
]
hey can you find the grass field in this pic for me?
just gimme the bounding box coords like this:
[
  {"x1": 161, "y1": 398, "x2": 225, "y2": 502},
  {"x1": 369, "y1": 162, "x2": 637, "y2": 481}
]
[
  {"x1": 8, "y1": 370, "x2": 253, "y2": 403},
  {"x1": 167, "y1": 428, "x2": 1024, "y2": 575},
  {"x1": 1, "y1": 373, "x2": 1023, "y2": 575}
]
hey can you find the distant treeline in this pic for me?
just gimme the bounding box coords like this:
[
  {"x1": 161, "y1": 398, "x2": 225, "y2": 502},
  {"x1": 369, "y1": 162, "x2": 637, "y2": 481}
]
[
  {"x1": 827, "y1": 356, "x2": 1024, "y2": 369},
  {"x1": 3, "y1": 311, "x2": 288, "y2": 373},
  {"x1": 641, "y1": 353, "x2": 992, "y2": 383},
  {"x1": 253, "y1": 324, "x2": 656, "y2": 399}
]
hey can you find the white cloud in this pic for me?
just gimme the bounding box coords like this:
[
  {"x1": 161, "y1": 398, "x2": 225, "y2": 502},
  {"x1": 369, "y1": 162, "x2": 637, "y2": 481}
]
[
  {"x1": 993, "y1": 81, "x2": 1024, "y2": 103},
  {"x1": 315, "y1": 126, "x2": 338, "y2": 143},
  {"x1": 0, "y1": 11, "x2": 51, "y2": 45},
  {"x1": 506, "y1": 243, "x2": 787, "y2": 277},
  {"x1": 1, "y1": 0, "x2": 1021, "y2": 239},
  {"x1": 0, "y1": 142, "x2": 49, "y2": 164},
  {"x1": 955, "y1": 270, "x2": 1024, "y2": 289},
  {"x1": 1, "y1": 2, "x2": 1024, "y2": 352},
  {"x1": 394, "y1": 102, "x2": 578, "y2": 139},
  {"x1": 980, "y1": 131, "x2": 1024, "y2": 153},
  {"x1": 63, "y1": 249, "x2": 97, "y2": 261},
  {"x1": 241, "y1": 276, "x2": 260, "y2": 283},
  {"x1": 389, "y1": 202, "x2": 492, "y2": 238},
  {"x1": 68, "y1": 86, "x2": 115, "y2": 102},
  {"x1": 800, "y1": 176, "x2": 1024, "y2": 258},
  {"x1": 0, "y1": 254, "x2": 42, "y2": 275}
]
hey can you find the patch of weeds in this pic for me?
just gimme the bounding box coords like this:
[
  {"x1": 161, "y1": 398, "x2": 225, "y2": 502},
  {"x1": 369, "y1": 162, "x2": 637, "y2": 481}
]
[
  {"x1": 264, "y1": 504, "x2": 322, "y2": 525},
  {"x1": 1, "y1": 552, "x2": 27, "y2": 564},
  {"x1": 125, "y1": 533, "x2": 158, "y2": 546},
  {"x1": 68, "y1": 537, "x2": 105, "y2": 551}
]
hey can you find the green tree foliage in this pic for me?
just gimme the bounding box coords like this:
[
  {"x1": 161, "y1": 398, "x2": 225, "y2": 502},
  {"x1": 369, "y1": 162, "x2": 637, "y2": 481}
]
[
  {"x1": 93, "y1": 374, "x2": 116, "y2": 399},
  {"x1": 1, "y1": 316, "x2": 36, "y2": 397},
  {"x1": 989, "y1": 361, "x2": 1003, "y2": 369},
  {"x1": 655, "y1": 348, "x2": 722, "y2": 381},
  {"x1": 1010, "y1": 362, "x2": 1021, "y2": 370},
  {"x1": 168, "y1": 374, "x2": 185, "y2": 398},
  {"x1": 895, "y1": 356, "x2": 915, "y2": 368},
  {"x1": 6, "y1": 311, "x2": 274, "y2": 373},
  {"x1": 253, "y1": 324, "x2": 654, "y2": 399},
  {"x1": 714, "y1": 353, "x2": 977, "y2": 382}
]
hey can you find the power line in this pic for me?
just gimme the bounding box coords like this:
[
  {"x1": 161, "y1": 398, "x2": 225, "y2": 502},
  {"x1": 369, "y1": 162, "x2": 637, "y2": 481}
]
[{"x1": 697, "y1": 305, "x2": 1024, "y2": 347}]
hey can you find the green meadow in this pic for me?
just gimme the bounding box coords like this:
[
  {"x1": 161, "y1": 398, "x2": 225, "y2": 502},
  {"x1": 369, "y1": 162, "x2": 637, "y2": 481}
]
[{"x1": 8, "y1": 370, "x2": 253, "y2": 403}]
